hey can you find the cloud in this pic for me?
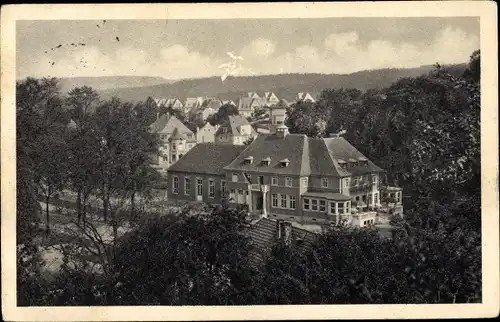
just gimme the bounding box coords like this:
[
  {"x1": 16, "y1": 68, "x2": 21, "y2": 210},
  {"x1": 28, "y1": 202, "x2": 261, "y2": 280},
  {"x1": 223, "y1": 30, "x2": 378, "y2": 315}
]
[
  {"x1": 242, "y1": 26, "x2": 479, "y2": 75},
  {"x1": 29, "y1": 44, "x2": 221, "y2": 79},
  {"x1": 245, "y1": 37, "x2": 276, "y2": 57},
  {"x1": 24, "y1": 26, "x2": 478, "y2": 80}
]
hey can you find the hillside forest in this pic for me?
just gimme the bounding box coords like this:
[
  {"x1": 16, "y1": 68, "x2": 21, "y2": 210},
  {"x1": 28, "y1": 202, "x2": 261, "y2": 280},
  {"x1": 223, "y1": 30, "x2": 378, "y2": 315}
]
[{"x1": 16, "y1": 50, "x2": 480, "y2": 305}]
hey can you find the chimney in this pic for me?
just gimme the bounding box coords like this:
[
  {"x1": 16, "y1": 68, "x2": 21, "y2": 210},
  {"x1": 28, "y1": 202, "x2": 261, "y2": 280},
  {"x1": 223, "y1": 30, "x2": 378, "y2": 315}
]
[
  {"x1": 276, "y1": 220, "x2": 293, "y2": 245},
  {"x1": 276, "y1": 125, "x2": 289, "y2": 139}
]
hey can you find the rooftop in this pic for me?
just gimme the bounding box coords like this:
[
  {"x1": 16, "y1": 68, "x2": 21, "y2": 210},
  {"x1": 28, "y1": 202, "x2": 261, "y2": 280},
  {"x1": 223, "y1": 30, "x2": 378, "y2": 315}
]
[{"x1": 168, "y1": 143, "x2": 246, "y2": 176}]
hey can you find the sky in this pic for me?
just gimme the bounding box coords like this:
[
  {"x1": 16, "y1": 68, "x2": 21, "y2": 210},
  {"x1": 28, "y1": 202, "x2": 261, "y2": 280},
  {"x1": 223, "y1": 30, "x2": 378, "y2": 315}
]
[{"x1": 16, "y1": 17, "x2": 480, "y2": 80}]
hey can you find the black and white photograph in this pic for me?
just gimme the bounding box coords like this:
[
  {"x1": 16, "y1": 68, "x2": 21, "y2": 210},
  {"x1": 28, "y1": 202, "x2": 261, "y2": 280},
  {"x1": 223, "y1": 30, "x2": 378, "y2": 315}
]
[{"x1": 1, "y1": 2, "x2": 498, "y2": 321}]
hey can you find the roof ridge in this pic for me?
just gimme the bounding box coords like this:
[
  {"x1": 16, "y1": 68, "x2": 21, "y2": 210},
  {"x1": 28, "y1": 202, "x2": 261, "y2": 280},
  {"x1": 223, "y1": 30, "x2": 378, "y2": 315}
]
[
  {"x1": 300, "y1": 135, "x2": 311, "y2": 176},
  {"x1": 321, "y1": 137, "x2": 345, "y2": 176}
]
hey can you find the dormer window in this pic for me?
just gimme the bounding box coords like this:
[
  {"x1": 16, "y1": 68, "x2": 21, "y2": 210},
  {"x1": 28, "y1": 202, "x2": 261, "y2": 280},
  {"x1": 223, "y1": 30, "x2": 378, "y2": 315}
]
[
  {"x1": 244, "y1": 156, "x2": 254, "y2": 165},
  {"x1": 358, "y1": 156, "x2": 368, "y2": 166},
  {"x1": 337, "y1": 159, "x2": 347, "y2": 169},
  {"x1": 348, "y1": 158, "x2": 357, "y2": 167},
  {"x1": 280, "y1": 158, "x2": 290, "y2": 168},
  {"x1": 262, "y1": 157, "x2": 271, "y2": 166}
]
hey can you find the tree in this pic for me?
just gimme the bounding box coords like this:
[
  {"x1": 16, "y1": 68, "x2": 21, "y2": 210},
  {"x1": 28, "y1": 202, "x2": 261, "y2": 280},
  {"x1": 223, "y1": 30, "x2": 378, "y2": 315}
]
[
  {"x1": 207, "y1": 103, "x2": 239, "y2": 126},
  {"x1": 112, "y1": 205, "x2": 254, "y2": 305},
  {"x1": 285, "y1": 100, "x2": 327, "y2": 137}
]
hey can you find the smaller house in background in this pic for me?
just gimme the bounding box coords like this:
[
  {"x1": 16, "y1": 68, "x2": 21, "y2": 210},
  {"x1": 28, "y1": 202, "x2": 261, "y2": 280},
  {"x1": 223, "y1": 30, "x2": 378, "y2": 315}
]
[
  {"x1": 196, "y1": 122, "x2": 219, "y2": 144},
  {"x1": 149, "y1": 113, "x2": 197, "y2": 173},
  {"x1": 194, "y1": 107, "x2": 216, "y2": 123},
  {"x1": 184, "y1": 97, "x2": 200, "y2": 114},
  {"x1": 263, "y1": 92, "x2": 280, "y2": 106},
  {"x1": 215, "y1": 114, "x2": 258, "y2": 145},
  {"x1": 248, "y1": 92, "x2": 260, "y2": 100},
  {"x1": 222, "y1": 100, "x2": 236, "y2": 106},
  {"x1": 155, "y1": 97, "x2": 184, "y2": 111},
  {"x1": 297, "y1": 92, "x2": 315, "y2": 103},
  {"x1": 238, "y1": 97, "x2": 254, "y2": 118}
]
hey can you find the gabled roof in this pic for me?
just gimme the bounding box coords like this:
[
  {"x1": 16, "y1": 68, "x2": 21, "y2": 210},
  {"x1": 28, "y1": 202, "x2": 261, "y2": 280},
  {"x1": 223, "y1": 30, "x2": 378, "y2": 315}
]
[
  {"x1": 238, "y1": 97, "x2": 254, "y2": 111},
  {"x1": 168, "y1": 143, "x2": 246, "y2": 176},
  {"x1": 247, "y1": 217, "x2": 317, "y2": 266},
  {"x1": 215, "y1": 115, "x2": 257, "y2": 137},
  {"x1": 148, "y1": 114, "x2": 195, "y2": 138},
  {"x1": 184, "y1": 97, "x2": 199, "y2": 108},
  {"x1": 224, "y1": 133, "x2": 310, "y2": 175}
]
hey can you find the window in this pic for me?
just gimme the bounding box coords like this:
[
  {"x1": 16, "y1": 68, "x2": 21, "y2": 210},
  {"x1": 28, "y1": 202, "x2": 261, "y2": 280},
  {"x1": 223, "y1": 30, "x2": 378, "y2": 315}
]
[
  {"x1": 321, "y1": 178, "x2": 328, "y2": 188},
  {"x1": 372, "y1": 174, "x2": 378, "y2": 184},
  {"x1": 354, "y1": 176, "x2": 359, "y2": 186},
  {"x1": 172, "y1": 154, "x2": 177, "y2": 162},
  {"x1": 209, "y1": 179, "x2": 215, "y2": 198},
  {"x1": 374, "y1": 192, "x2": 379, "y2": 204},
  {"x1": 338, "y1": 202, "x2": 344, "y2": 214},
  {"x1": 304, "y1": 198, "x2": 310, "y2": 210},
  {"x1": 160, "y1": 134, "x2": 167, "y2": 140},
  {"x1": 222, "y1": 181, "x2": 226, "y2": 194},
  {"x1": 230, "y1": 189, "x2": 235, "y2": 200},
  {"x1": 289, "y1": 195, "x2": 296, "y2": 209},
  {"x1": 258, "y1": 176, "x2": 264, "y2": 185},
  {"x1": 232, "y1": 173, "x2": 238, "y2": 182},
  {"x1": 302, "y1": 177, "x2": 308, "y2": 188},
  {"x1": 172, "y1": 143, "x2": 176, "y2": 150},
  {"x1": 272, "y1": 194, "x2": 278, "y2": 208},
  {"x1": 363, "y1": 175, "x2": 368, "y2": 184},
  {"x1": 271, "y1": 177, "x2": 278, "y2": 186},
  {"x1": 184, "y1": 177, "x2": 191, "y2": 195},
  {"x1": 330, "y1": 202, "x2": 336, "y2": 214},
  {"x1": 280, "y1": 194, "x2": 287, "y2": 208},
  {"x1": 311, "y1": 199, "x2": 318, "y2": 211},
  {"x1": 285, "y1": 177, "x2": 293, "y2": 187},
  {"x1": 196, "y1": 178, "x2": 203, "y2": 196},
  {"x1": 172, "y1": 176, "x2": 179, "y2": 194},
  {"x1": 319, "y1": 200, "x2": 326, "y2": 212},
  {"x1": 343, "y1": 178, "x2": 350, "y2": 188},
  {"x1": 346, "y1": 201, "x2": 351, "y2": 213},
  {"x1": 238, "y1": 189, "x2": 245, "y2": 204}
]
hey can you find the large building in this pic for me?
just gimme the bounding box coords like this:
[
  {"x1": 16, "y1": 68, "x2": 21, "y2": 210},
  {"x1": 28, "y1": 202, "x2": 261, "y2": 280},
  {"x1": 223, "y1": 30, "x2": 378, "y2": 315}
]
[
  {"x1": 214, "y1": 115, "x2": 258, "y2": 145},
  {"x1": 149, "y1": 114, "x2": 197, "y2": 173},
  {"x1": 166, "y1": 105, "x2": 403, "y2": 227}
]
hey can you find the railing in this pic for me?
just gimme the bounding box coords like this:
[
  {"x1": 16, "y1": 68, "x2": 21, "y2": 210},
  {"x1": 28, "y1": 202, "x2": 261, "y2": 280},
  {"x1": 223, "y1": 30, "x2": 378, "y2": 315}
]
[
  {"x1": 250, "y1": 184, "x2": 269, "y2": 192},
  {"x1": 352, "y1": 211, "x2": 377, "y2": 220},
  {"x1": 349, "y1": 184, "x2": 373, "y2": 193}
]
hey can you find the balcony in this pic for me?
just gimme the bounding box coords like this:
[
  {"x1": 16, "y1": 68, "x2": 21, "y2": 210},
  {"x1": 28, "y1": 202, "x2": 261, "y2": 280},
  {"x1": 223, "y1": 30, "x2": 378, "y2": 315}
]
[
  {"x1": 349, "y1": 184, "x2": 373, "y2": 193},
  {"x1": 249, "y1": 184, "x2": 269, "y2": 193}
]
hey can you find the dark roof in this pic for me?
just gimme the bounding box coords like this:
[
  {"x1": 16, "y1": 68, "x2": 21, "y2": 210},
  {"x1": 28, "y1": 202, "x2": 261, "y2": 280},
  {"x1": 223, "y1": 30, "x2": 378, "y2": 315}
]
[
  {"x1": 303, "y1": 190, "x2": 352, "y2": 201},
  {"x1": 322, "y1": 137, "x2": 383, "y2": 175},
  {"x1": 247, "y1": 217, "x2": 317, "y2": 266},
  {"x1": 215, "y1": 115, "x2": 257, "y2": 137},
  {"x1": 224, "y1": 133, "x2": 310, "y2": 175},
  {"x1": 168, "y1": 143, "x2": 246, "y2": 176}
]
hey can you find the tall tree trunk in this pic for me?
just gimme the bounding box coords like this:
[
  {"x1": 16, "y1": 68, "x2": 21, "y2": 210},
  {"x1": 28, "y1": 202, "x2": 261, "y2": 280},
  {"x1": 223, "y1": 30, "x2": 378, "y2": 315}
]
[
  {"x1": 45, "y1": 189, "x2": 51, "y2": 234},
  {"x1": 130, "y1": 191, "x2": 136, "y2": 223},
  {"x1": 83, "y1": 192, "x2": 89, "y2": 223},
  {"x1": 77, "y1": 188, "x2": 82, "y2": 223},
  {"x1": 102, "y1": 186, "x2": 109, "y2": 222}
]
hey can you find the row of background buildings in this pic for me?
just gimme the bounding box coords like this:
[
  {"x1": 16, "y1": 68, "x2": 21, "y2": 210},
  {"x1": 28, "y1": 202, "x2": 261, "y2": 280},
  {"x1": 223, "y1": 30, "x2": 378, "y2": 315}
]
[{"x1": 149, "y1": 92, "x2": 315, "y2": 171}]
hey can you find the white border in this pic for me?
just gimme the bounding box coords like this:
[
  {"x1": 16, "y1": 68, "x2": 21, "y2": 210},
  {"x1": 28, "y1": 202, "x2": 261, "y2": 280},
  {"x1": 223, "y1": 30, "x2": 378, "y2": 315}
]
[{"x1": 1, "y1": 2, "x2": 498, "y2": 320}]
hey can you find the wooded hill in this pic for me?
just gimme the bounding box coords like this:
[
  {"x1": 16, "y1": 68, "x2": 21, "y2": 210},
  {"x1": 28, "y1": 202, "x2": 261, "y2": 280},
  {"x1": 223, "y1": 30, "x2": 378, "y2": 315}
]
[{"x1": 97, "y1": 64, "x2": 466, "y2": 103}]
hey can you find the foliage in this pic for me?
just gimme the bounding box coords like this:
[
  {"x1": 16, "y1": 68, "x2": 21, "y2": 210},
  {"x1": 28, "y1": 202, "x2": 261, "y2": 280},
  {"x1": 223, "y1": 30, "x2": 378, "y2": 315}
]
[{"x1": 207, "y1": 103, "x2": 239, "y2": 126}]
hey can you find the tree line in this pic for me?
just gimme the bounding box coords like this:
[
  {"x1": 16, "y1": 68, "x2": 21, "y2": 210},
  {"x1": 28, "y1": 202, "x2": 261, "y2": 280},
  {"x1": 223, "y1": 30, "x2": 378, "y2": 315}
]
[{"x1": 16, "y1": 50, "x2": 481, "y2": 305}]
